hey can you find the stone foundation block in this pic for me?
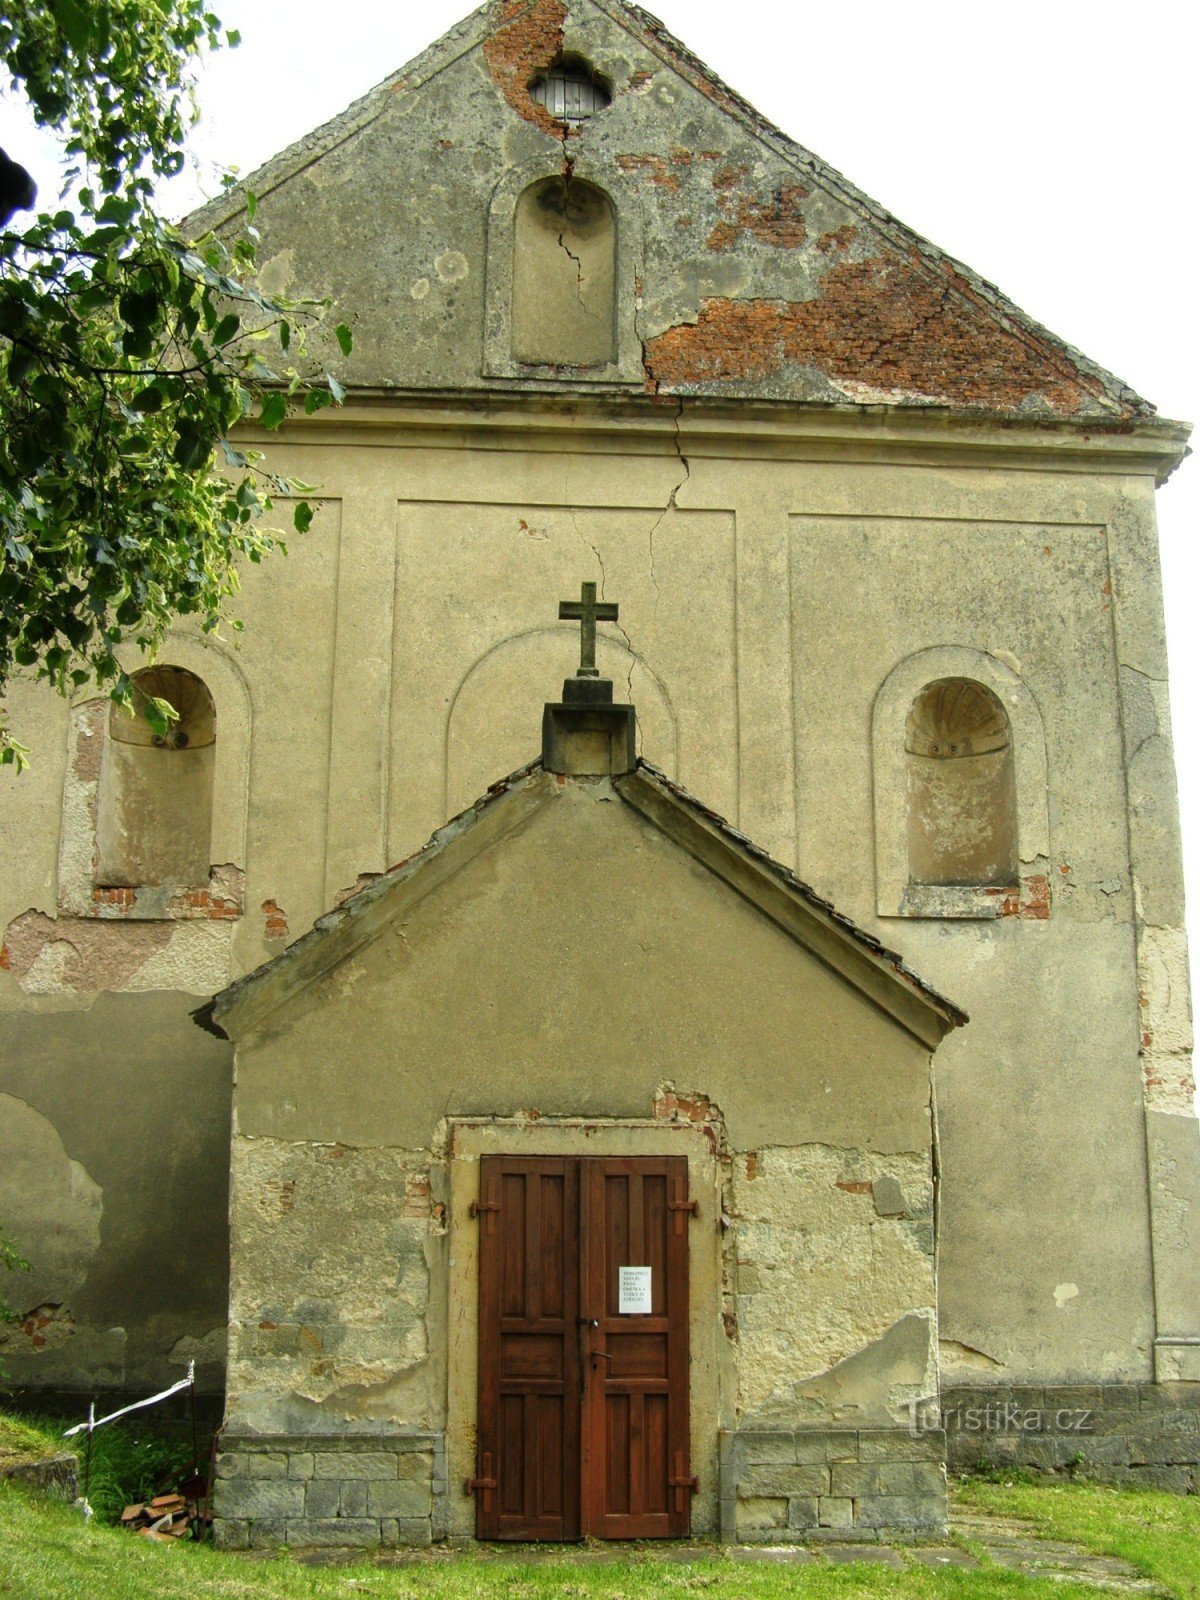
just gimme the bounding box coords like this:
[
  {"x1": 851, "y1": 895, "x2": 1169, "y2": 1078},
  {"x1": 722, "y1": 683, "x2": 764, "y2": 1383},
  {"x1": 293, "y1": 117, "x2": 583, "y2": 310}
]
[
  {"x1": 367, "y1": 1480, "x2": 432, "y2": 1519},
  {"x1": 217, "y1": 1478, "x2": 306, "y2": 1520},
  {"x1": 720, "y1": 1427, "x2": 946, "y2": 1541},
  {"x1": 213, "y1": 1431, "x2": 442, "y2": 1550},
  {"x1": 247, "y1": 1517, "x2": 288, "y2": 1548},
  {"x1": 785, "y1": 1496, "x2": 819, "y2": 1529},
  {"x1": 303, "y1": 1480, "x2": 341, "y2": 1519},
  {"x1": 819, "y1": 1496, "x2": 854, "y2": 1528},
  {"x1": 740, "y1": 1463, "x2": 830, "y2": 1497},
  {"x1": 287, "y1": 1519, "x2": 381, "y2": 1547}
]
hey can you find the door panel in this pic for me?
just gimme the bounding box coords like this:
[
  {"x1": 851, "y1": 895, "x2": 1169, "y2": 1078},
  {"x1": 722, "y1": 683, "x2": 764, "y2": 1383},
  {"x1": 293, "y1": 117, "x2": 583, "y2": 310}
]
[
  {"x1": 475, "y1": 1154, "x2": 691, "y2": 1541},
  {"x1": 583, "y1": 1157, "x2": 691, "y2": 1539},
  {"x1": 476, "y1": 1157, "x2": 581, "y2": 1540}
]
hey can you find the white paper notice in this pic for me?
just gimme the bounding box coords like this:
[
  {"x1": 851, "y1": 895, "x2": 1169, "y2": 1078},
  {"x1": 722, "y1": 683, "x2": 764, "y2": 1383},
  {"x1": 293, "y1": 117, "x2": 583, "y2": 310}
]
[{"x1": 618, "y1": 1266, "x2": 653, "y2": 1315}]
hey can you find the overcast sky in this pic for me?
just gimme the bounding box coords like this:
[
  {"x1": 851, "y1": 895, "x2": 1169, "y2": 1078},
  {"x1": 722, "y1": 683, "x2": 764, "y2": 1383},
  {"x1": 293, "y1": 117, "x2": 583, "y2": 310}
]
[{"x1": 4, "y1": 0, "x2": 1199, "y2": 984}]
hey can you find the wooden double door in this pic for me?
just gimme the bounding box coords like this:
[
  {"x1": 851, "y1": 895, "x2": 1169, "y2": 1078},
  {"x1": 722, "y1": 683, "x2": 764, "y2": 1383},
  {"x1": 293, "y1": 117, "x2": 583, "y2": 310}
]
[{"x1": 472, "y1": 1155, "x2": 695, "y2": 1541}]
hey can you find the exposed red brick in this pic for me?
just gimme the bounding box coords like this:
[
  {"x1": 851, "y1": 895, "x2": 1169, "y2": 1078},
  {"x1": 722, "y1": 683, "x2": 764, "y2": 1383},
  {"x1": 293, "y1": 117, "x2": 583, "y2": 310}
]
[
  {"x1": 836, "y1": 1180, "x2": 872, "y2": 1195},
  {"x1": 744, "y1": 1152, "x2": 758, "y2": 1182},
  {"x1": 92, "y1": 886, "x2": 137, "y2": 909},
  {"x1": 0, "y1": 943, "x2": 9, "y2": 971},
  {"x1": 402, "y1": 1172, "x2": 433, "y2": 1219},
  {"x1": 1001, "y1": 874, "x2": 1052, "y2": 920},
  {"x1": 644, "y1": 257, "x2": 1094, "y2": 413},
  {"x1": 2, "y1": 909, "x2": 173, "y2": 991},
  {"x1": 654, "y1": 1086, "x2": 715, "y2": 1123},
  {"x1": 482, "y1": 0, "x2": 568, "y2": 135},
  {"x1": 707, "y1": 181, "x2": 809, "y2": 252},
  {"x1": 817, "y1": 223, "x2": 857, "y2": 255},
  {"x1": 616, "y1": 153, "x2": 680, "y2": 191},
  {"x1": 261, "y1": 898, "x2": 289, "y2": 941},
  {"x1": 629, "y1": 70, "x2": 654, "y2": 89}
]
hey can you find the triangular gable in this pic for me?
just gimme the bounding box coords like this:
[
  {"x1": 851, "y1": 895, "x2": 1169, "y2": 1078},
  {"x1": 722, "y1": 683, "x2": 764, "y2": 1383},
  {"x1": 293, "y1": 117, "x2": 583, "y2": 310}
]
[
  {"x1": 199, "y1": 759, "x2": 965, "y2": 1050},
  {"x1": 186, "y1": 0, "x2": 1166, "y2": 424}
]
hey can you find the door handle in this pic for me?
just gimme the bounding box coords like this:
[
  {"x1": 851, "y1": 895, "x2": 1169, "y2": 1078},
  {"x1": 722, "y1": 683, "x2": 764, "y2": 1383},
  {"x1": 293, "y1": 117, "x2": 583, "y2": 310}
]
[{"x1": 591, "y1": 1349, "x2": 612, "y2": 1365}]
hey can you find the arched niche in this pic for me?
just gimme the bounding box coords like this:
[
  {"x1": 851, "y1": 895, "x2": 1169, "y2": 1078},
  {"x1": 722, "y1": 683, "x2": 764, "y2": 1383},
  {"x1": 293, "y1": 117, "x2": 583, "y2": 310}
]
[
  {"x1": 96, "y1": 666, "x2": 216, "y2": 887},
  {"x1": 872, "y1": 647, "x2": 1049, "y2": 919},
  {"x1": 512, "y1": 177, "x2": 616, "y2": 368},
  {"x1": 483, "y1": 156, "x2": 645, "y2": 386},
  {"x1": 905, "y1": 679, "x2": 1017, "y2": 888},
  {"x1": 445, "y1": 629, "x2": 676, "y2": 820},
  {"x1": 57, "y1": 636, "x2": 251, "y2": 918}
]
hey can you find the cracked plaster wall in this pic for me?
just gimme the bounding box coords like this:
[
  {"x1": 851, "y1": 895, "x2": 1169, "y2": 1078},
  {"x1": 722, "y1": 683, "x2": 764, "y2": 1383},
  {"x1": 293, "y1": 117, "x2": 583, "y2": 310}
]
[
  {"x1": 224, "y1": 780, "x2": 938, "y2": 1439},
  {"x1": 190, "y1": 0, "x2": 1129, "y2": 417},
  {"x1": 0, "y1": 0, "x2": 1195, "y2": 1405}
]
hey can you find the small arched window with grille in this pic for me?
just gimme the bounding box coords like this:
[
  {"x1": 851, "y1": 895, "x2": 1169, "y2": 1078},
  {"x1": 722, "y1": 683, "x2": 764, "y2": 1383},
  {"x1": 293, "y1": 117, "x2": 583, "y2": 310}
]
[
  {"x1": 905, "y1": 678, "x2": 1018, "y2": 888},
  {"x1": 95, "y1": 665, "x2": 217, "y2": 888},
  {"x1": 529, "y1": 60, "x2": 612, "y2": 122}
]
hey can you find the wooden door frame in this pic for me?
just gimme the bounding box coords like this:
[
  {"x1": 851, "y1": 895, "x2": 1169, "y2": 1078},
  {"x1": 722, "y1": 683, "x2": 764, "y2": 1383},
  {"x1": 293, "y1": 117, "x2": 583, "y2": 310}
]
[{"x1": 446, "y1": 1118, "x2": 723, "y2": 1542}]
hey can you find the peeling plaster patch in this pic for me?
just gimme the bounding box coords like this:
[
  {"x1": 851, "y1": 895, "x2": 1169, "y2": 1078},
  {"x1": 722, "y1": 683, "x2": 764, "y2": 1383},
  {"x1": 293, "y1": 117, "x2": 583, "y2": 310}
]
[
  {"x1": 1, "y1": 909, "x2": 232, "y2": 994},
  {"x1": 707, "y1": 181, "x2": 809, "y2": 252},
  {"x1": 262, "y1": 899, "x2": 290, "y2": 943},
  {"x1": 333, "y1": 873, "x2": 383, "y2": 910},
  {"x1": 1054, "y1": 1282, "x2": 1080, "y2": 1310},
  {"x1": 752, "y1": 1313, "x2": 935, "y2": 1427},
  {"x1": 734, "y1": 1145, "x2": 935, "y2": 1419},
  {"x1": 14, "y1": 1303, "x2": 76, "y2": 1353},
  {"x1": 169, "y1": 1327, "x2": 226, "y2": 1367},
  {"x1": 0, "y1": 1095, "x2": 101, "y2": 1308},
  {"x1": 257, "y1": 249, "x2": 294, "y2": 297},
  {"x1": 817, "y1": 223, "x2": 857, "y2": 255},
  {"x1": 434, "y1": 250, "x2": 468, "y2": 284},
  {"x1": 1139, "y1": 925, "x2": 1196, "y2": 1111},
  {"x1": 643, "y1": 257, "x2": 1096, "y2": 413},
  {"x1": 615, "y1": 154, "x2": 680, "y2": 191},
  {"x1": 227, "y1": 1138, "x2": 434, "y2": 1431},
  {"x1": 482, "y1": 0, "x2": 568, "y2": 136},
  {"x1": 938, "y1": 1337, "x2": 1004, "y2": 1372}
]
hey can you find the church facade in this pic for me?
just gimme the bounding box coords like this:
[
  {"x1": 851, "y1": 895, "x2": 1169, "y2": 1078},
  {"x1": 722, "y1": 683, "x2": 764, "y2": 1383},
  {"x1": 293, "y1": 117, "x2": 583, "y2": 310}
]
[{"x1": 2, "y1": 0, "x2": 1198, "y2": 1544}]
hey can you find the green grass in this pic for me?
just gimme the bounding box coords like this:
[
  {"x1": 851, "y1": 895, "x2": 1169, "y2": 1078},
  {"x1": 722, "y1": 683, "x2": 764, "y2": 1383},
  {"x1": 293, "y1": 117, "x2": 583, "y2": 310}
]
[
  {"x1": 0, "y1": 1411, "x2": 62, "y2": 1463},
  {"x1": 3, "y1": 1409, "x2": 202, "y2": 1523},
  {"x1": 958, "y1": 1477, "x2": 1200, "y2": 1599},
  {"x1": 0, "y1": 1477, "x2": 1125, "y2": 1600}
]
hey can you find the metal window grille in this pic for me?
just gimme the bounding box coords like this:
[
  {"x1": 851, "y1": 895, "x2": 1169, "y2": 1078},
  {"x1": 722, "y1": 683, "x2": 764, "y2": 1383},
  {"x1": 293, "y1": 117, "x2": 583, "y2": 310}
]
[{"x1": 530, "y1": 69, "x2": 611, "y2": 121}]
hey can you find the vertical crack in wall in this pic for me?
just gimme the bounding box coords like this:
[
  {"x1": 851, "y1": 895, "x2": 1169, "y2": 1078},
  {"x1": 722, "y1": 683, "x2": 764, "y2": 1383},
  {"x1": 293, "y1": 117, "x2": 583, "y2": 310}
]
[
  {"x1": 568, "y1": 510, "x2": 643, "y2": 743},
  {"x1": 644, "y1": 399, "x2": 691, "y2": 612}
]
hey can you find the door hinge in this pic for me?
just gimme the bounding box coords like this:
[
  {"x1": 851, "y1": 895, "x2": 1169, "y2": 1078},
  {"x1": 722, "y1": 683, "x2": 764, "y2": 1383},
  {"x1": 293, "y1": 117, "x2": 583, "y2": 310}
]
[
  {"x1": 668, "y1": 1179, "x2": 699, "y2": 1233},
  {"x1": 670, "y1": 1450, "x2": 699, "y2": 1512},
  {"x1": 466, "y1": 1451, "x2": 497, "y2": 1512},
  {"x1": 470, "y1": 1193, "x2": 501, "y2": 1234}
]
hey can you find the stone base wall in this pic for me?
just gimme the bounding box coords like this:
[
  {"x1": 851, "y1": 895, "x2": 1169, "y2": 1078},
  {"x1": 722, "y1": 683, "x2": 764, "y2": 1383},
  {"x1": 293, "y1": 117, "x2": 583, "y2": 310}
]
[
  {"x1": 943, "y1": 1383, "x2": 1200, "y2": 1491},
  {"x1": 213, "y1": 1433, "x2": 445, "y2": 1550},
  {"x1": 719, "y1": 1428, "x2": 946, "y2": 1542}
]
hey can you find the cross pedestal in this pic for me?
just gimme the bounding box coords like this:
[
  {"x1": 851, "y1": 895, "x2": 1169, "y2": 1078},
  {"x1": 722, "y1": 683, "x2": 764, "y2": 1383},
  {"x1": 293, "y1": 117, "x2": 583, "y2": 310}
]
[{"x1": 543, "y1": 581, "x2": 637, "y2": 776}]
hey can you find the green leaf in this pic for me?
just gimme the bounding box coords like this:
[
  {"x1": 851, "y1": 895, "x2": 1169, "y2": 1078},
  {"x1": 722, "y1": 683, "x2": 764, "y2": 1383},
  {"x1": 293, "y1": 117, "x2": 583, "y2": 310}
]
[
  {"x1": 53, "y1": 0, "x2": 92, "y2": 52},
  {"x1": 335, "y1": 323, "x2": 353, "y2": 357},
  {"x1": 293, "y1": 502, "x2": 315, "y2": 533},
  {"x1": 327, "y1": 374, "x2": 346, "y2": 404},
  {"x1": 131, "y1": 386, "x2": 164, "y2": 414},
  {"x1": 259, "y1": 392, "x2": 287, "y2": 430},
  {"x1": 213, "y1": 312, "x2": 240, "y2": 346}
]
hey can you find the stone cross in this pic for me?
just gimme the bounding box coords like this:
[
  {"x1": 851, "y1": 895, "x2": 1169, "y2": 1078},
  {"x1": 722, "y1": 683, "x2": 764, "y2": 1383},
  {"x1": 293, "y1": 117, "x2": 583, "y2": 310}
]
[{"x1": 559, "y1": 581, "x2": 619, "y2": 679}]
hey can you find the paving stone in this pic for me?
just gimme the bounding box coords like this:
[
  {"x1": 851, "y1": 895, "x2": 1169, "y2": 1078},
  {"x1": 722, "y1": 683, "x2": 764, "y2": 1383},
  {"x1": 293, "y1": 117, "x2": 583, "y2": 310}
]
[
  {"x1": 731, "y1": 1545, "x2": 818, "y2": 1564},
  {"x1": 908, "y1": 1547, "x2": 981, "y2": 1569},
  {"x1": 821, "y1": 1545, "x2": 905, "y2": 1567}
]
